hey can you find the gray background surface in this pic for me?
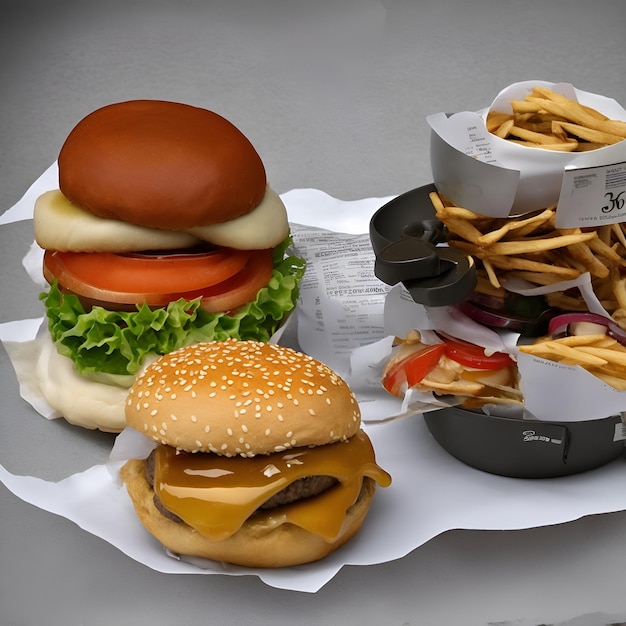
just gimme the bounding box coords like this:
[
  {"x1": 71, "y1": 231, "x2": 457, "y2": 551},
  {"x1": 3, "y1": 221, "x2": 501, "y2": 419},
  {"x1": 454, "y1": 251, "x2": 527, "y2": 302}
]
[{"x1": 2, "y1": 1, "x2": 626, "y2": 624}]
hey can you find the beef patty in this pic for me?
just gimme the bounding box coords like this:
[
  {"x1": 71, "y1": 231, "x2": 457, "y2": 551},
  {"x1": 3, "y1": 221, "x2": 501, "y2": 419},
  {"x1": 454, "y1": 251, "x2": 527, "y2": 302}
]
[{"x1": 144, "y1": 449, "x2": 338, "y2": 524}]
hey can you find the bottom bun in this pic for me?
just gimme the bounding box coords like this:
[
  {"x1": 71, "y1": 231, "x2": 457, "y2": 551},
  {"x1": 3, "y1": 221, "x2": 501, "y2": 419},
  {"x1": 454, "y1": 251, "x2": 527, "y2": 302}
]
[{"x1": 121, "y1": 457, "x2": 377, "y2": 568}]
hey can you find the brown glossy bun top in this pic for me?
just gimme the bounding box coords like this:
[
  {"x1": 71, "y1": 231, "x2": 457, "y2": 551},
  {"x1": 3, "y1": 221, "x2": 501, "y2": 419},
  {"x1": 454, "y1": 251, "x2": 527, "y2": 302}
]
[
  {"x1": 58, "y1": 100, "x2": 266, "y2": 230},
  {"x1": 125, "y1": 340, "x2": 362, "y2": 456}
]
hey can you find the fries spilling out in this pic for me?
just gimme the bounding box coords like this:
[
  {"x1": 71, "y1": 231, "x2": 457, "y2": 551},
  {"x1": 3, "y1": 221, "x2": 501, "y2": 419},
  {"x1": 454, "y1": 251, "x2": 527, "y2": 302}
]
[
  {"x1": 518, "y1": 331, "x2": 626, "y2": 391},
  {"x1": 487, "y1": 86, "x2": 626, "y2": 151},
  {"x1": 429, "y1": 190, "x2": 626, "y2": 324}
]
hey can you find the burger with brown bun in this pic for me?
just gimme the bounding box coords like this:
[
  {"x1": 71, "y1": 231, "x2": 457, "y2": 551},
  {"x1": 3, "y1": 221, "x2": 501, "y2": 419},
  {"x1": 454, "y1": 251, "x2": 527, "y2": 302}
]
[
  {"x1": 382, "y1": 329, "x2": 522, "y2": 408},
  {"x1": 33, "y1": 100, "x2": 305, "y2": 432},
  {"x1": 120, "y1": 339, "x2": 391, "y2": 568}
]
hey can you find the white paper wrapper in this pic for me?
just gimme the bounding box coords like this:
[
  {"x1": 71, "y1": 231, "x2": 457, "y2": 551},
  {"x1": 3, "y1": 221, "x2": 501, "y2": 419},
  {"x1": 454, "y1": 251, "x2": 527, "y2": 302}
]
[
  {"x1": 1, "y1": 167, "x2": 625, "y2": 593},
  {"x1": 2, "y1": 411, "x2": 626, "y2": 593}
]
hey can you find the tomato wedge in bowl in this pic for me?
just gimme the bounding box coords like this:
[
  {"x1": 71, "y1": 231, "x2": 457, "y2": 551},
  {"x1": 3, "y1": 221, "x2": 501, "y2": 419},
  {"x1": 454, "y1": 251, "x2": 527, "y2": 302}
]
[
  {"x1": 382, "y1": 343, "x2": 445, "y2": 396},
  {"x1": 437, "y1": 335, "x2": 515, "y2": 370},
  {"x1": 43, "y1": 246, "x2": 273, "y2": 312},
  {"x1": 381, "y1": 331, "x2": 520, "y2": 405}
]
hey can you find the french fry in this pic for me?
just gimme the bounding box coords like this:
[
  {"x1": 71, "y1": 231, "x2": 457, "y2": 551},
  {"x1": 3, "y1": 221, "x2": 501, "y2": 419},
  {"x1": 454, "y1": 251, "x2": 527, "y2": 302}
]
[
  {"x1": 443, "y1": 217, "x2": 486, "y2": 244},
  {"x1": 589, "y1": 371, "x2": 626, "y2": 390},
  {"x1": 480, "y1": 231, "x2": 596, "y2": 256},
  {"x1": 552, "y1": 120, "x2": 624, "y2": 146},
  {"x1": 577, "y1": 345, "x2": 626, "y2": 367},
  {"x1": 487, "y1": 86, "x2": 625, "y2": 151},
  {"x1": 612, "y1": 277, "x2": 626, "y2": 310},
  {"x1": 481, "y1": 257, "x2": 500, "y2": 289},
  {"x1": 518, "y1": 340, "x2": 609, "y2": 366},
  {"x1": 486, "y1": 111, "x2": 514, "y2": 132},
  {"x1": 612, "y1": 223, "x2": 626, "y2": 250},
  {"x1": 429, "y1": 188, "x2": 626, "y2": 320},
  {"x1": 566, "y1": 241, "x2": 610, "y2": 278},
  {"x1": 492, "y1": 118, "x2": 515, "y2": 139},
  {"x1": 534, "y1": 142, "x2": 579, "y2": 152},
  {"x1": 476, "y1": 208, "x2": 554, "y2": 246},
  {"x1": 485, "y1": 256, "x2": 581, "y2": 278},
  {"x1": 546, "y1": 334, "x2": 612, "y2": 347}
]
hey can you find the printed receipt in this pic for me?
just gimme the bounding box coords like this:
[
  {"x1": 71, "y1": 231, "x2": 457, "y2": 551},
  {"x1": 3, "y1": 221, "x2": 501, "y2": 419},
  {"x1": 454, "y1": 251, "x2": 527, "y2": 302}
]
[{"x1": 290, "y1": 223, "x2": 391, "y2": 376}]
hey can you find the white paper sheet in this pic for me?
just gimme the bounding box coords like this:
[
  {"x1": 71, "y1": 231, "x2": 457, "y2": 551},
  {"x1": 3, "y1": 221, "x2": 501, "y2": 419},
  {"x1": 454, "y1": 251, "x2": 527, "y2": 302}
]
[
  {"x1": 2, "y1": 413, "x2": 625, "y2": 593},
  {"x1": 1, "y1": 168, "x2": 625, "y2": 593}
]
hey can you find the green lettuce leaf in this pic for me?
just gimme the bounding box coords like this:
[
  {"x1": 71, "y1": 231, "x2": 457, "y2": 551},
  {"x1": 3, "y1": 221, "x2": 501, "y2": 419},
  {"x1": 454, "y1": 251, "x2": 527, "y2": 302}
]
[{"x1": 41, "y1": 236, "x2": 306, "y2": 377}]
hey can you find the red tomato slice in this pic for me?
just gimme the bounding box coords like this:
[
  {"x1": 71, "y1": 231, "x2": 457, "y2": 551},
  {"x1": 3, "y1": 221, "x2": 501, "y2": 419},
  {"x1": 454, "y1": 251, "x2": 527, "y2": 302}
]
[
  {"x1": 197, "y1": 249, "x2": 274, "y2": 313},
  {"x1": 382, "y1": 344, "x2": 445, "y2": 396},
  {"x1": 44, "y1": 248, "x2": 250, "y2": 296},
  {"x1": 440, "y1": 336, "x2": 514, "y2": 370},
  {"x1": 43, "y1": 247, "x2": 273, "y2": 312}
]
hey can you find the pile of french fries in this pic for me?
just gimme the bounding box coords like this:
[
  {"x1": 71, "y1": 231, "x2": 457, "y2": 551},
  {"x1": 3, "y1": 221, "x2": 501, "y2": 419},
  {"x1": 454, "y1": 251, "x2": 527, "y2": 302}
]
[
  {"x1": 517, "y1": 332, "x2": 626, "y2": 390},
  {"x1": 429, "y1": 191, "x2": 626, "y2": 326},
  {"x1": 487, "y1": 86, "x2": 626, "y2": 151}
]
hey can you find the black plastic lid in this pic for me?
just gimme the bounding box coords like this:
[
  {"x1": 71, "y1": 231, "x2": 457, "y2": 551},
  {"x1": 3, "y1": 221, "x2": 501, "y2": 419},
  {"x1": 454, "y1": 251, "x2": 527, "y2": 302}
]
[{"x1": 370, "y1": 184, "x2": 477, "y2": 306}]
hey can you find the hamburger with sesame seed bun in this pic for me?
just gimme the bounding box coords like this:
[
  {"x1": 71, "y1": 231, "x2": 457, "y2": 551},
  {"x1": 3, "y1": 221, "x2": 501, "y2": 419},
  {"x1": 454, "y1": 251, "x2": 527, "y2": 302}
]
[{"x1": 120, "y1": 339, "x2": 392, "y2": 568}]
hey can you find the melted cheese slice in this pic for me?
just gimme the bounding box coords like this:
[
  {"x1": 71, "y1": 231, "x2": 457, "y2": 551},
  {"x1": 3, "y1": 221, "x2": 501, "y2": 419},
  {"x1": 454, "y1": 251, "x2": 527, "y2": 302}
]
[
  {"x1": 154, "y1": 430, "x2": 391, "y2": 542},
  {"x1": 34, "y1": 186, "x2": 289, "y2": 253},
  {"x1": 34, "y1": 190, "x2": 202, "y2": 252},
  {"x1": 188, "y1": 186, "x2": 289, "y2": 250}
]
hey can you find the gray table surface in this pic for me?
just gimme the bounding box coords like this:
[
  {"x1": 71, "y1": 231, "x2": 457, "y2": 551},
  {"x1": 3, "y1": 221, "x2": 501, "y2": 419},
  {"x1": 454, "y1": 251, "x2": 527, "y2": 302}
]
[{"x1": 2, "y1": 1, "x2": 626, "y2": 624}]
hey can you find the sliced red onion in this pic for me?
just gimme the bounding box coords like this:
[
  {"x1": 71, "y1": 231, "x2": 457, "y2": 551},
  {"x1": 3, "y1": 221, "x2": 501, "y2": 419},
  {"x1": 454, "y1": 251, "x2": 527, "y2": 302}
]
[
  {"x1": 459, "y1": 300, "x2": 549, "y2": 335},
  {"x1": 459, "y1": 300, "x2": 523, "y2": 330},
  {"x1": 548, "y1": 311, "x2": 626, "y2": 346},
  {"x1": 467, "y1": 291, "x2": 507, "y2": 312}
]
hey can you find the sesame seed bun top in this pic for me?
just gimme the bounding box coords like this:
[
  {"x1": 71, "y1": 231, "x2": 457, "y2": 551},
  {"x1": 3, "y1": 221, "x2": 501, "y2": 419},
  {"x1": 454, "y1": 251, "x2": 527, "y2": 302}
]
[{"x1": 125, "y1": 340, "x2": 361, "y2": 456}]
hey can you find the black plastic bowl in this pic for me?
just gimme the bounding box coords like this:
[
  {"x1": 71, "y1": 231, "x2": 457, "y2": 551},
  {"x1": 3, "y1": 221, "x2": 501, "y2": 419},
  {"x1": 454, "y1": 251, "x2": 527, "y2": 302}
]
[{"x1": 424, "y1": 407, "x2": 625, "y2": 478}]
